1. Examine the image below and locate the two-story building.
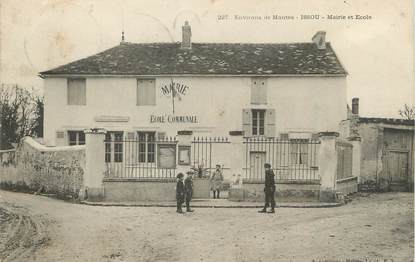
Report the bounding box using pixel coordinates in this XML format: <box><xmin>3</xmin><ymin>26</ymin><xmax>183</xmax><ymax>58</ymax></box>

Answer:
<box><xmin>39</xmin><ymin>22</ymin><xmax>347</xmax><ymax>184</ymax></box>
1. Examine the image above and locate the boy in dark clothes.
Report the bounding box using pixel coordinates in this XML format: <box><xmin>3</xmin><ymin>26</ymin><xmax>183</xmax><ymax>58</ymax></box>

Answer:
<box><xmin>258</xmin><ymin>163</ymin><xmax>276</xmax><ymax>213</ymax></box>
<box><xmin>184</xmin><ymin>171</ymin><xmax>194</xmax><ymax>212</ymax></box>
<box><xmin>176</xmin><ymin>173</ymin><xmax>185</xmax><ymax>213</ymax></box>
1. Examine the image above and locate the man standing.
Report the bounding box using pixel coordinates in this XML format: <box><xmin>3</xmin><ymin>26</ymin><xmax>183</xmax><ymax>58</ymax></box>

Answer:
<box><xmin>258</xmin><ymin>163</ymin><xmax>276</xmax><ymax>213</ymax></box>
<box><xmin>176</xmin><ymin>173</ymin><xmax>185</xmax><ymax>214</ymax></box>
<box><xmin>210</xmin><ymin>164</ymin><xmax>224</xmax><ymax>199</ymax></box>
<box><xmin>184</xmin><ymin>171</ymin><xmax>194</xmax><ymax>212</ymax></box>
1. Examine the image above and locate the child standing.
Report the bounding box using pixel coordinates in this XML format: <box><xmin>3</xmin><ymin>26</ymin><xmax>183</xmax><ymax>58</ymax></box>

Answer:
<box><xmin>176</xmin><ymin>173</ymin><xmax>185</xmax><ymax>213</ymax></box>
<box><xmin>184</xmin><ymin>171</ymin><xmax>194</xmax><ymax>212</ymax></box>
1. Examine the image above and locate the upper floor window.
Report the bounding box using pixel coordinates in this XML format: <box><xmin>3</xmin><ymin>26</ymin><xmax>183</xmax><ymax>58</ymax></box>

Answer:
<box><xmin>68</xmin><ymin>131</ymin><xmax>85</xmax><ymax>146</ymax></box>
<box><xmin>137</xmin><ymin>79</ymin><xmax>156</xmax><ymax>106</ymax></box>
<box><xmin>242</xmin><ymin>108</ymin><xmax>275</xmax><ymax>137</ymax></box>
<box><xmin>67</xmin><ymin>79</ymin><xmax>86</xmax><ymax>105</ymax></box>
<box><xmin>251</xmin><ymin>78</ymin><xmax>267</xmax><ymax>104</ymax></box>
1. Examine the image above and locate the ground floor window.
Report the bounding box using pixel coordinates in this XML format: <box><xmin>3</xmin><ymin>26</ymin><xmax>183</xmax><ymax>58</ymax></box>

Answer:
<box><xmin>137</xmin><ymin>132</ymin><xmax>156</xmax><ymax>163</ymax></box>
<box><xmin>290</xmin><ymin>139</ymin><xmax>309</xmax><ymax>165</ymax></box>
<box><xmin>68</xmin><ymin>131</ymin><xmax>85</xmax><ymax>146</ymax></box>
<box><xmin>105</xmin><ymin>132</ymin><xmax>123</xmax><ymax>163</ymax></box>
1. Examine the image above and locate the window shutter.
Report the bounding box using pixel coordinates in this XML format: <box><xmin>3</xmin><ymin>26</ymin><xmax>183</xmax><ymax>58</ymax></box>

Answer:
<box><xmin>242</xmin><ymin>109</ymin><xmax>252</xmax><ymax>137</ymax></box>
<box><xmin>251</xmin><ymin>79</ymin><xmax>260</xmax><ymax>104</ymax></box>
<box><xmin>251</xmin><ymin>78</ymin><xmax>267</xmax><ymax>104</ymax></box>
<box><xmin>137</xmin><ymin>79</ymin><xmax>156</xmax><ymax>106</ymax></box>
<box><xmin>67</xmin><ymin>79</ymin><xmax>86</xmax><ymax>105</ymax></box>
<box><xmin>265</xmin><ymin>109</ymin><xmax>275</xmax><ymax>137</ymax></box>
<box><xmin>259</xmin><ymin>79</ymin><xmax>267</xmax><ymax>104</ymax></box>
<box><xmin>146</xmin><ymin>80</ymin><xmax>156</xmax><ymax>105</ymax></box>
<box><xmin>56</xmin><ymin>130</ymin><xmax>66</xmax><ymax>146</ymax></box>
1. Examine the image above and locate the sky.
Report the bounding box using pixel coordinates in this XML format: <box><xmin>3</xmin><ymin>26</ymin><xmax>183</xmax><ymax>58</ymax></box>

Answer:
<box><xmin>0</xmin><ymin>0</ymin><xmax>414</xmax><ymax>118</ymax></box>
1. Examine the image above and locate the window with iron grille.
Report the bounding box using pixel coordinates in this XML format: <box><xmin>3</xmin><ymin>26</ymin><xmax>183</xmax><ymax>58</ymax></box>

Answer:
<box><xmin>252</xmin><ymin>109</ymin><xmax>265</xmax><ymax>136</ymax></box>
<box><xmin>137</xmin><ymin>132</ymin><xmax>156</xmax><ymax>163</ymax></box>
<box><xmin>68</xmin><ymin>131</ymin><xmax>85</xmax><ymax>146</ymax></box>
<box><xmin>105</xmin><ymin>132</ymin><xmax>124</xmax><ymax>163</ymax></box>
<box><xmin>290</xmin><ymin>139</ymin><xmax>309</xmax><ymax>165</ymax></box>
<box><xmin>67</xmin><ymin>79</ymin><xmax>86</xmax><ymax>105</ymax></box>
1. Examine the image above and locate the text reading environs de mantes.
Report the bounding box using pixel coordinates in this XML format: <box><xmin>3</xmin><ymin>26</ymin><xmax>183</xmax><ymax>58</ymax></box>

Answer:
<box><xmin>232</xmin><ymin>15</ymin><xmax>294</xmax><ymax>20</ymax></box>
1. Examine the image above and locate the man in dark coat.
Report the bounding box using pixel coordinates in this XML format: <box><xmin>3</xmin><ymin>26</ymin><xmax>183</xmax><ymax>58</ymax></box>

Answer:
<box><xmin>176</xmin><ymin>173</ymin><xmax>185</xmax><ymax>213</ymax></box>
<box><xmin>258</xmin><ymin>163</ymin><xmax>276</xmax><ymax>213</ymax></box>
<box><xmin>184</xmin><ymin>171</ymin><xmax>194</xmax><ymax>212</ymax></box>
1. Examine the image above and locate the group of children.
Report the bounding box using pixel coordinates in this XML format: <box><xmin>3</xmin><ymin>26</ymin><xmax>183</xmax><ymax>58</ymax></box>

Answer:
<box><xmin>176</xmin><ymin>171</ymin><xmax>194</xmax><ymax>213</ymax></box>
<box><xmin>176</xmin><ymin>163</ymin><xmax>276</xmax><ymax>214</ymax></box>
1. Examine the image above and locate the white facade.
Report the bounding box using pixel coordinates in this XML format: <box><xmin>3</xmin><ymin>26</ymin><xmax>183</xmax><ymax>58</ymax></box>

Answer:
<box><xmin>44</xmin><ymin>75</ymin><xmax>347</xmax><ymax>146</ymax></box>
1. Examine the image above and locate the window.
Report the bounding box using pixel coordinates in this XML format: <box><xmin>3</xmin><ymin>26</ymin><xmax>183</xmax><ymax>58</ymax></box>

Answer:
<box><xmin>251</xmin><ymin>78</ymin><xmax>267</xmax><ymax>104</ymax></box>
<box><xmin>252</xmin><ymin>109</ymin><xmax>265</xmax><ymax>136</ymax></box>
<box><xmin>137</xmin><ymin>79</ymin><xmax>156</xmax><ymax>106</ymax></box>
<box><xmin>290</xmin><ymin>139</ymin><xmax>309</xmax><ymax>165</ymax></box>
<box><xmin>67</xmin><ymin>79</ymin><xmax>86</xmax><ymax>105</ymax></box>
<box><xmin>68</xmin><ymin>131</ymin><xmax>85</xmax><ymax>146</ymax></box>
<box><xmin>137</xmin><ymin>132</ymin><xmax>156</xmax><ymax>163</ymax></box>
<box><xmin>105</xmin><ymin>132</ymin><xmax>124</xmax><ymax>163</ymax></box>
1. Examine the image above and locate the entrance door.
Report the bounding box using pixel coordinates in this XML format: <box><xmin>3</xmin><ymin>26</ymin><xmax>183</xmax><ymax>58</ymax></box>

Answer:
<box><xmin>249</xmin><ymin>152</ymin><xmax>266</xmax><ymax>180</ymax></box>
<box><xmin>386</xmin><ymin>151</ymin><xmax>409</xmax><ymax>187</ymax></box>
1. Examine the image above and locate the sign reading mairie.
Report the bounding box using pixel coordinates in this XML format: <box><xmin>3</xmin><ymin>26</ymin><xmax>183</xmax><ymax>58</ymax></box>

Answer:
<box><xmin>161</xmin><ymin>80</ymin><xmax>190</xmax><ymax>114</ymax></box>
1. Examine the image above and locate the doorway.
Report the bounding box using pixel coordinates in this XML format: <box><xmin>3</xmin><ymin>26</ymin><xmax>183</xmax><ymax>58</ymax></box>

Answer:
<box><xmin>386</xmin><ymin>150</ymin><xmax>409</xmax><ymax>190</ymax></box>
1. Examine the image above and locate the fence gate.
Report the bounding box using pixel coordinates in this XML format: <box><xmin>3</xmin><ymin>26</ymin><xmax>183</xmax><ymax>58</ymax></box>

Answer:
<box><xmin>191</xmin><ymin>137</ymin><xmax>229</xmax><ymax>177</ymax></box>
<box><xmin>244</xmin><ymin>137</ymin><xmax>320</xmax><ymax>181</ymax></box>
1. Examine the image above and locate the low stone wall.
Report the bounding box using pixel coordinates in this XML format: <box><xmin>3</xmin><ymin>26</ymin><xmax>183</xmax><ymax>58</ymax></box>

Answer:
<box><xmin>103</xmin><ymin>178</ymin><xmax>211</xmax><ymax>202</ymax></box>
<box><xmin>0</xmin><ymin>137</ymin><xmax>85</xmax><ymax>199</ymax></box>
<box><xmin>229</xmin><ymin>180</ymin><xmax>321</xmax><ymax>202</ymax></box>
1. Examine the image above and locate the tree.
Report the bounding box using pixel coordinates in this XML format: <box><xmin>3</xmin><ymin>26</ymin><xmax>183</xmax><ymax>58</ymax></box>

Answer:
<box><xmin>0</xmin><ymin>84</ymin><xmax>44</xmax><ymax>149</ymax></box>
<box><xmin>399</xmin><ymin>104</ymin><xmax>415</xmax><ymax>120</ymax></box>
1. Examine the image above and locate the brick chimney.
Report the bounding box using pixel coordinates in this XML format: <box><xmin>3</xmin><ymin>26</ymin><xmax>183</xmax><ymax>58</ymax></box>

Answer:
<box><xmin>312</xmin><ymin>31</ymin><xmax>326</xmax><ymax>50</ymax></box>
<box><xmin>352</xmin><ymin>97</ymin><xmax>359</xmax><ymax>115</ymax></box>
<box><xmin>181</xmin><ymin>21</ymin><xmax>192</xmax><ymax>49</ymax></box>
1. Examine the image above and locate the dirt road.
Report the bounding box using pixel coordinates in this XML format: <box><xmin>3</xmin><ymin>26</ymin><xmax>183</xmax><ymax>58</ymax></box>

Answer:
<box><xmin>0</xmin><ymin>190</ymin><xmax>413</xmax><ymax>262</ymax></box>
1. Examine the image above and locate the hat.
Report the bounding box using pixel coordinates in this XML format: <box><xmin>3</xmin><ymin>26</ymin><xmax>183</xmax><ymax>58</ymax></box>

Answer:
<box><xmin>216</xmin><ymin>164</ymin><xmax>221</xmax><ymax>167</ymax></box>
<box><xmin>177</xmin><ymin>173</ymin><xmax>184</xmax><ymax>178</ymax></box>
<box><xmin>264</xmin><ymin>163</ymin><xmax>271</xmax><ymax>168</ymax></box>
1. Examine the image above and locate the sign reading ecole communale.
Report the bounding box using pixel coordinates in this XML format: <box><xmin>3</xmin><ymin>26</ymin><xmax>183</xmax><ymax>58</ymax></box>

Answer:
<box><xmin>150</xmin><ymin>80</ymin><xmax>198</xmax><ymax>124</ymax></box>
<box><xmin>150</xmin><ymin>114</ymin><xmax>198</xmax><ymax>123</ymax></box>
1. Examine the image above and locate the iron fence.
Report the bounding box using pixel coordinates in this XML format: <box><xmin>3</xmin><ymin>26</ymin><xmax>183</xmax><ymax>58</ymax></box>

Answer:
<box><xmin>104</xmin><ymin>136</ymin><xmax>178</xmax><ymax>179</ymax></box>
<box><xmin>243</xmin><ymin>137</ymin><xmax>320</xmax><ymax>181</ymax></box>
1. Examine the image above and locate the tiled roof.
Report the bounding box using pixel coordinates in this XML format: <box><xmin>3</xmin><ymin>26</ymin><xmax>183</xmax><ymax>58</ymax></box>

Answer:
<box><xmin>39</xmin><ymin>42</ymin><xmax>347</xmax><ymax>76</ymax></box>
<box><xmin>359</xmin><ymin>117</ymin><xmax>415</xmax><ymax>126</ymax></box>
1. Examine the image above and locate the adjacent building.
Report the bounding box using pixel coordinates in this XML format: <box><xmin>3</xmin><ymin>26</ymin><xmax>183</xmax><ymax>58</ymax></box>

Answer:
<box><xmin>340</xmin><ymin>99</ymin><xmax>414</xmax><ymax>191</ymax></box>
